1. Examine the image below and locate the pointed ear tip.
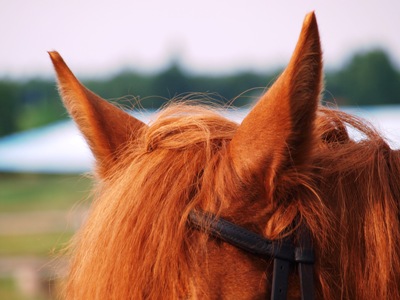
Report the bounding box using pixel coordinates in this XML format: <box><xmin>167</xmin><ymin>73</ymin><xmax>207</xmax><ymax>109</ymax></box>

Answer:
<box><xmin>48</xmin><ymin>51</ymin><xmax>58</xmax><ymax>59</ymax></box>
<box><xmin>48</xmin><ymin>51</ymin><xmax>75</xmax><ymax>83</ymax></box>
<box><xmin>304</xmin><ymin>11</ymin><xmax>318</xmax><ymax>28</ymax></box>
<box><xmin>48</xmin><ymin>51</ymin><xmax>63</xmax><ymax>64</ymax></box>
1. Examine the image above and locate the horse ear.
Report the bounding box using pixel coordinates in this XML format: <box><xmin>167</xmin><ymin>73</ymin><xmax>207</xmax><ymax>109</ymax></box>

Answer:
<box><xmin>49</xmin><ymin>51</ymin><xmax>146</xmax><ymax>177</ymax></box>
<box><xmin>229</xmin><ymin>12</ymin><xmax>322</xmax><ymax>190</ymax></box>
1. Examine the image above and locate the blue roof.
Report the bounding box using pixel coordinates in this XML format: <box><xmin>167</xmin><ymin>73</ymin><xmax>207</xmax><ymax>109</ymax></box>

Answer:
<box><xmin>0</xmin><ymin>111</ymin><xmax>154</xmax><ymax>173</ymax></box>
<box><xmin>0</xmin><ymin>120</ymin><xmax>93</xmax><ymax>173</ymax></box>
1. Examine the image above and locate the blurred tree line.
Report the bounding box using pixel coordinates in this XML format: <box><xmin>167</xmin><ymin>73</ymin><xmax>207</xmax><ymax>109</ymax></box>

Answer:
<box><xmin>0</xmin><ymin>49</ymin><xmax>399</xmax><ymax>137</ymax></box>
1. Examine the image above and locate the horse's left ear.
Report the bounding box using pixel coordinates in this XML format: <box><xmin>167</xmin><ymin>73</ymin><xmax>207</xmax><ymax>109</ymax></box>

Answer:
<box><xmin>229</xmin><ymin>12</ymin><xmax>322</xmax><ymax>190</ymax></box>
<box><xmin>49</xmin><ymin>52</ymin><xmax>146</xmax><ymax>177</ymax></box>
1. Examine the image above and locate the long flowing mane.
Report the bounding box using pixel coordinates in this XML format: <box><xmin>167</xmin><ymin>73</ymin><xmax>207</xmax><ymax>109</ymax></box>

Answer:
<box><xmin>314</xmin><ymin>107</ymin><xmax>400</xmax><ymax>299</ymax></box>
<box><xmin>65</xmin><ymin>104</ymin><xmax>239</xmax><ymax>298</ymax></box>
<box><xmin>50</xmin><ymin>12</ymin><xmax>400</xmax><ymax>300</ymax></box>
<box><xmin>61</xmin><ymin>104</ymin><xmax>400</xmax><ymax>299</ymax></box>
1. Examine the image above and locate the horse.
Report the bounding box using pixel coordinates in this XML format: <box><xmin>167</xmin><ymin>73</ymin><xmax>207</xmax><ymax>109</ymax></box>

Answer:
<box><xmin>49</xmin><ymin>12</ymin><xmax>400</xmax><ymax>299</ymax></box>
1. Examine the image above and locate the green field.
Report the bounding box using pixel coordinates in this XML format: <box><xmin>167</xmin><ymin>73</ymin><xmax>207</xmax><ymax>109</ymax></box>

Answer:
<box><xmin>0</xmin><ymin>277</ymin><xmax>45</xmax><ymax>300</ymax></box>
<box><xmin>0</xmin><ymin>173</ymin><xmax>92</xmax><ymax>299</ymax></box>
<box><xmin>0</xmin><ymin>173</ymin><xmax>92</xmax><ymax>212</ymax></box>
<box><xmin>0</xmin><ymin>232</ymin><xmax>74</xmax><ymax>256</ymax></box>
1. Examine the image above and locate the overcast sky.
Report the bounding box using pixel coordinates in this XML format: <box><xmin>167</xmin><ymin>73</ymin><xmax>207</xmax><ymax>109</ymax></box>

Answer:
<box><xmin>1</xmin><ymin>0</ymin><xmax>400</xmax><ymax>78</ymax></box>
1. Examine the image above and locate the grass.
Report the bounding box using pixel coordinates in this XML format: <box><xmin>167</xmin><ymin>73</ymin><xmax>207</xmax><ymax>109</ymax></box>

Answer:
<box><xmin>0</xmin><ymin>277</ymin><xmax>49</xmax><ymax>300</ymax></box>
<box><xmin>0</xmin><ymin>173</ymin><xmax>92</xmax><ymax>212</ymax></box>
<box><xmin>0</xmin><ymin>174</ymin><xmax>87</xmax><ymax>299</ymax></box>
<box><xmin>0</xmin><ymin>232</ymin><xmax>74</xmax><ymax>256</ymax></box>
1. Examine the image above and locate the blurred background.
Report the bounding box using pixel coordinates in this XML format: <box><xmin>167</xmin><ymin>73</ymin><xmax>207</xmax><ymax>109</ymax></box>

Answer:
<box><xmin>1</xmin><ymin>0</ymin><xmax>400</xmax><ymax>299</ymax></box>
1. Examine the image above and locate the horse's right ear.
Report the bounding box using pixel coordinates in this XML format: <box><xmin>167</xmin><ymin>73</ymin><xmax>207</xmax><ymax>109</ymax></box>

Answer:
<box><xmin>49</xmin><ymin>51</ymin><xmax>146</xmax><ymax>177</ymax></box>
<box><xmin>229</xmin><ymin>12</ymin><xmax>322</xmax><ymax>193</ymax></box>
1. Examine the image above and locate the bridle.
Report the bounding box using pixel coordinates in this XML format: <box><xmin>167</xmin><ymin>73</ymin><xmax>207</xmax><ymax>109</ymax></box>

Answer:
<box><xmin>188</xmin><ymin>211</ymin><xmax>315</xmax><ymax>300</ymax></box>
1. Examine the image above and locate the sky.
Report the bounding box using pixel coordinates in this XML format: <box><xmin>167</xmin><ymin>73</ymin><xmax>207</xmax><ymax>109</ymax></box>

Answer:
<box><xmin>1</xmin><ymin>0</ymin><xmax>400</xmax><ymax>78</ymax></box>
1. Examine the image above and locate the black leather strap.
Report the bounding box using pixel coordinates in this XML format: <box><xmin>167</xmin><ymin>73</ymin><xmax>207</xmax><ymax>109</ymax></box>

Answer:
<box><xmin>188</xmin><ymin>210</ymin><xmax>315</xmax><ymax>300</ymax></box>
<box><xmin>297</xmin><ymin>224</ymin><xmax>315</xmax><ymax>300</ymax></box>
<box><xmin>188</xmin><ymin>211</ymin><xmax>314</xmax><ymax>264</ymax></box>
<box><xmin>299</xmin><ymin>262</ymin><xmax>314</xmax><ymax>300</ymax></box>
<box><xmin>271</xmin><ymin>258</ymin><xmax>290</xmax><ymax>300</ymax></box>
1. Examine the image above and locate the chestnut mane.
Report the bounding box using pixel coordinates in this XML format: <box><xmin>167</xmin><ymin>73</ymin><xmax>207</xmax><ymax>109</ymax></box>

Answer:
<box><xmin>50</xmin><ymin>12</ymin><xmax>400</xmax><ymax>300</ymax></box>
<box><xmin>313</xmin><ymin>108</ymin><xmax>400</xmax><ymax>299</ymax></box>
<box><xmin>66</xmin><ymin>104</ymin><xmax>239</xmax><ymax>298</ymax></box>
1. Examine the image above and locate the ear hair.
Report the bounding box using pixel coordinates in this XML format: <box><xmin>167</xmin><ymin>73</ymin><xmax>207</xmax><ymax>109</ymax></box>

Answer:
<box><xmin>49</xmin><ymin>51</ymin><xmax>147</xmax><ymax>177</ymax></box>
<box><xmin>228</xmin><ymin>12</ymin><xmax>322</xmax><ymax>191</ymax></box>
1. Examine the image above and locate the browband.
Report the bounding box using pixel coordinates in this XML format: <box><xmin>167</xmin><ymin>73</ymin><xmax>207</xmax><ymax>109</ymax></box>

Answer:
<box><xmin>188</xmin><ymin>210</ymin><xmax>315</xmax><ymax>300</ymax></box>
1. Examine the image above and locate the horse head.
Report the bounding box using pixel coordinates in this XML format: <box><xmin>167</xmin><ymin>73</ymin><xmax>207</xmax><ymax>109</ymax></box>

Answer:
<box><xmin>50</xmin><ymin>12</ymin><xmax>400</xmax><ymax>299</ymax></box>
